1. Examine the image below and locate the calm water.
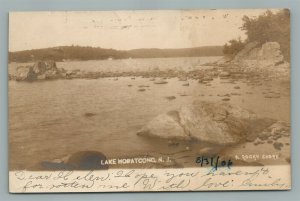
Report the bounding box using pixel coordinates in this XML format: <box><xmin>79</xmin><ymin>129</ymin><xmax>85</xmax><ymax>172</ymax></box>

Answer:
<box><xmin>9</xmin><ymin>57</ymin><xmax>290</xmax><ymax>170</ymax></box>
<box><xmin>9</xmin><ymin>56</ymin><xmax>222</xmax><ymax>74</ymax></box>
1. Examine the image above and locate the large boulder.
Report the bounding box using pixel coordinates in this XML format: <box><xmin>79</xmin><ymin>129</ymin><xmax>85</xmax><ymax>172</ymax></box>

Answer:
<box><xmin>34</xmin><ymin>61</ymin><xmax>59</xmax><ymax>79</ymax></box>
<box><xmin>232</xmin><ymin>41</ymin><xmax>290</xmax><ymax>79</ymax></box>
<box><xmin>15</xmin><ymin>61</ymin><xmax>61</xmax><ymax>81</ymax></box>
<box><xmin>66</xmin><ymin>151</ymin><xmax>108</xmax><ymax>170</ymax></box>
<box><xmin>15</xmin><ymin>66</ymin><xmax>37</xmax><ymax>81</ymax></box>
<box><xmin>40</xmin><ymin>151</ymin><xmax>109</xmax><ymax>170</ymax></box>
<box><xmin>259</xmin><ymin>42</ymin><xmax>284</xmax><ymax>63</ymax></box>
<box><xmin>137</xmin><ymin>111</ymin><xmax>189</xmax><ymax>140</ymax></box>
<box><xmin>137</xmin><ymin>101</ymin><xmax>267</xmax><ymax>146</ymax></box>
<box><xmin>32</xmin><ymin>61</ymin><xmax>47</xmax><ymax>74</ymax></box>
<box><xmin>236</xmin><ymin>42</ymin><xmax>285</xmax><ymax>68</ymax></box>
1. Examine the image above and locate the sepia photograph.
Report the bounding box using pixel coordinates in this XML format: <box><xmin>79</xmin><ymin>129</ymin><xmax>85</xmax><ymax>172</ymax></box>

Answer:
<box><xmin>8</xmin><ymin>9</ymin><xmax>291</xmax><ymax>192</ymax></box>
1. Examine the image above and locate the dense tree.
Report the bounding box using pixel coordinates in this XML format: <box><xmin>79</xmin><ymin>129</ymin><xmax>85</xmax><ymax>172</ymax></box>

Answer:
<box><xmin>224</xmin><ymin>9</ymin><xmax>290</xmax><ymax>61</ymax></box>
<box><xmin>223</xmin><ymin>38</ymin><xmax>245</xmax><ymax>56</ymax></box>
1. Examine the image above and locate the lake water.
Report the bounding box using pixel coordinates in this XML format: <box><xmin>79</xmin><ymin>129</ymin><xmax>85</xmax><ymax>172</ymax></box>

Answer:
<box><xmin>8</xmin><ymin>57</ymin><xmax>290</xmax><ymax>170</ymax></box>
<box><xmin>9</xmin><ymin>56</ymin><xmax>222</xmax><ymax>75</ymax></box>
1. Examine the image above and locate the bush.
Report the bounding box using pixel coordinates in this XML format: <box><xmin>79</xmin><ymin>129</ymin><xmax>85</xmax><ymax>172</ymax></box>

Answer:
<box><xmin>223</xmin><ymin>38</ymin><xmax>245</xmax><ymax>56</ymax></box>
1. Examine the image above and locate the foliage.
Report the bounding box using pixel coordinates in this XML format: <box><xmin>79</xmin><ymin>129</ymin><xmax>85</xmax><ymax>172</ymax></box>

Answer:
<box><xmin>224</xmin><ymin>9</ymin><xmax>290</xmax><ymax>61</ymax></box>
<box><xmin>241</xmin><ymin>9</ymin><xmax>290</xmax><ymax>60</ymax></box>
<box><xmin>223</xmin><ymin>38</ymin><xmax>245</xmax><ymax>56</ymax></box>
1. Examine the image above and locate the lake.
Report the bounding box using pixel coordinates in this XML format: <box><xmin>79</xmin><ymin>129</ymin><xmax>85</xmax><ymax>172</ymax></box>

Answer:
<box><xmin>8</xmin><ymin>56</ymin><xmax>290</xmax><ymax>170</ymax></box>
<box><xmin>9</xmin><ymin>56</ymin><xmax>222</xmax><ymax>75</ymax></box>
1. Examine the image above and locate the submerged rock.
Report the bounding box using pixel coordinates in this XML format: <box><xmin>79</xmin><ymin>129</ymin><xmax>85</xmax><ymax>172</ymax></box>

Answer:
<box><xmin>178</xmin><ymin>77</ymin><xmax>187</xmax><ymax>81</ymax></box>
<box><xmin>137</xmin><ymin>101</ymin><xmax>265</xmax><ymax>146</ymax></box>
<box><xmin>154</xmin><ymin>79</ymin><xmax>168</xmax><ymax>84</ymax></box>
<box><xmin>273</xmin><ymin>142</ymin><xmax>284</xmax><ymax>151</ymax></box>
<box><xmin>138</xmin><ymin>85</ymin><xmax>150</xmax><ymax>88</ymax></box>
<box><xmin>222</xmin><ymin>98</ymin><xmax>230</xmax><ymax>101</ymax></box>
<box><xmin>231</xmin><ymin>92</ymin><xmax>241</xmax><ymax>96</ymax></box>
<box><xmin>264</xmin><ymin>92</ymin><xmax>281</xmax><ymax>99</ymax></box>
<box><xmin>219</xmin><ymin>71</ymin><xmax>230</xmax><ymax>78</ymax></box>
<box><xmin>84</xmin><ymin>112</ymin><xmax>97</xmax><ymax>117</ymax></box>
<box><xmin>165</xmin><ymin>96</ymin><xmax>176</xmax><ymax>100</ymax></box>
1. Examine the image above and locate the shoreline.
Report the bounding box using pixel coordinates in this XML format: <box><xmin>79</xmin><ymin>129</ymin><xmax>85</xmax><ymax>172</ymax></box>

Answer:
<box><xmin>8</xmin><ymin>55</ymin><xmax>291</xmax><ymax>170</ymax></box>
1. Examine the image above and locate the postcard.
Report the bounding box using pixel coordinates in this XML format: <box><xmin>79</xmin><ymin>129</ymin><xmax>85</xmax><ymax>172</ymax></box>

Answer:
<box><xmin>8</xmin><ymin>9</ymin><xmax>291</xmax><ymax>192</ymax></box>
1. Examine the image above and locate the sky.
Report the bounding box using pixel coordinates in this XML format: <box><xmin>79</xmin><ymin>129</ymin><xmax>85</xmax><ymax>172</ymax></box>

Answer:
<box><xmin>9</xmin><ymin>9</ymin><xmax>280</xmax><ymax>52</ymax></box>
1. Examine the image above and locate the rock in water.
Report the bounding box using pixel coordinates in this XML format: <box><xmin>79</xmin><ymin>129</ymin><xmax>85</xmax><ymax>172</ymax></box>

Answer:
<box><xmin>178</xmin><ymin>101</ymin><xmax>257</xmax><ymax>145</ymax></box>
<box><xmin>273</xmin><ymin>142</ymin><xmax>284</xmax><ymax>151</ymax></box>
<box><xmin>219</xmin><ymin>71</ymin><xmax>230</xmax><ymax>78</ymax></box>
<box><xmin>137</xmin><ymin>111</ymin><xmax>189</xmax><ymax>140</ymax></box>
<box><xmin>154</xmin><ymin>79</ymin><xmax>168</xmax><ymax>84</ymax></box>
<box><xmin>222</xmin><ymin>98</ymin><xmax>230</xmax><ymax>101</ymax></box>
<box><xmin>33</xmin><ymin>61</ymin><xmax>47</xmax><ymax>74</ymax></box>
<box><xmin>40</xmin><ymin>151</ymin><xmax>108</xmax><ymax>170</ymax></box>
<box><xmin>178</xmin><ymin>77</ymin><xmax>187</xmax><ymax>81</ymax></box>
<box><xmin>137</xmin><ymin>101</ymin><xmax>260</xmax><ymax>146</ymax></box>
<box><xmin>165</xmin><ymin>96</ymin><xmax>176</xmax><ymax>101</ymax></box>
<box><xmin>84</xmin><ymin>112</ymin><xmax>97</xmax><ymax>117</ymax></box>
<box><xmin>67</xmin><ymin>151</ymin><xmax>108</xmax><ymax>170</ymax></box>
<box><xmin>15</xmin><ymin>66</ymin><xmax>37</xmax><ymax>81</ymax></box>
<box><xmin>15</xmin><ymin>61</ymin><xmax>60</xmax><ymax>81</ymax></box>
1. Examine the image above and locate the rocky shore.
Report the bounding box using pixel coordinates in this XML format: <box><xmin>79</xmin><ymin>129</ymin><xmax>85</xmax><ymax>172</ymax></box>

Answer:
<box><xmin>10</xmin><ymin>60</ymin><xmax>221</xmax><ymax>82</ymax></box>
<box><xmin>9</xmin><ymin>42</ymin><xmax>290</xmax><ymax>90</ymax></box>
<box><xmin>132</xmin><ymin>41</ymin><xmax>290</xmax><ymax>167</ymax></box>
<box><xmin>10</xmin><ymin>41</ymin><xmax>291</xmax><ymax>170</ymax></box>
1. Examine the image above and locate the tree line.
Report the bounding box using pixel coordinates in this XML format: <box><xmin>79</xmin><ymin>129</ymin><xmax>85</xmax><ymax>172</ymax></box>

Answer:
<box><xmin>9</xmin><ymin>46</ymin><xmax>224</xmax><ymax>63</ymax></box>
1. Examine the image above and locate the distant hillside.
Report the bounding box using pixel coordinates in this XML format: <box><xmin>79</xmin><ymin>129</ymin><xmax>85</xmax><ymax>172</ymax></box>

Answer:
<box><xmin>9</xmin><ymin>46</ymin><xmax>224</xmax><ymax>63</ymax></box>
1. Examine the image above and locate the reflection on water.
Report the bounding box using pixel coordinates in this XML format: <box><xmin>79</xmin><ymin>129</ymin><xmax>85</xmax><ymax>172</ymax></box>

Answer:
<box><xmin>9</xmin><ymin>57</ymin><xmax>290</xmax><ymax>170</ymax></box>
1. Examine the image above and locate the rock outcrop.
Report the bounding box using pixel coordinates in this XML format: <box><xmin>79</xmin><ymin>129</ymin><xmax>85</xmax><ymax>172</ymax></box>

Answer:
<box><xmin>232</xmin><ymin>41</ymin><xmax>290</xmax><ymax>79</ymax></box>
<box><xmin>15</xmin><ymin>61</ymin><xmax>65</xmax><ymax>81</ymax></box>
<box><xmin>137</xmin><ymin>101</ymin><xmax>265</xmax><ymax>146</ymax></box>
<box><xmin>15</xmin><ymin>65</ymin><xmax>37</xmax><ymax>81</ymax></box>
<box><xmin>11</xmin><ymin>61</ymin><xmax>217</xmax><ymax>82</ymax></box>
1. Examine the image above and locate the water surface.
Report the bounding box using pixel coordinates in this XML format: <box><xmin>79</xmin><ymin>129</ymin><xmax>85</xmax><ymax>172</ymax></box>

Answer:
<box><xmin>9</xmin><ymin>57</ymin><xmax>290</xmax><ymax>169</ymax></box>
